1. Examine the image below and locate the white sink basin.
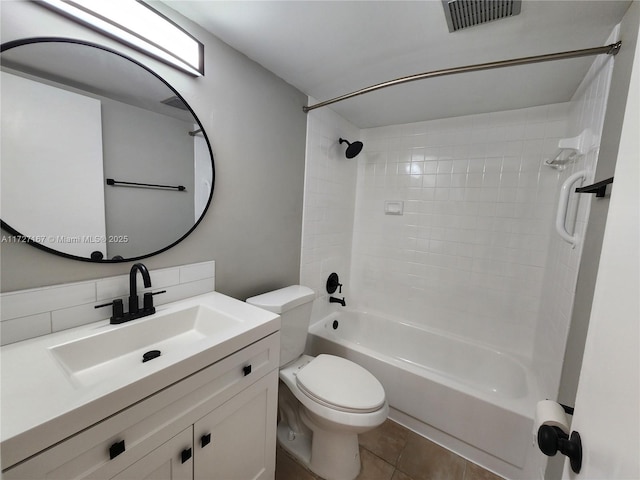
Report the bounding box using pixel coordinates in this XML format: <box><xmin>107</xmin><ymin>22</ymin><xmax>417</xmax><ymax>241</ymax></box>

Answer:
<box><xmin>1</xmin><ymin>291</ymin><xmax>280</xmax><ymax>470</ymax></box>
<box><xmin>50</xmin><ymin>304</ymin><xmax>242</xmax><ymax>387</ymax></box>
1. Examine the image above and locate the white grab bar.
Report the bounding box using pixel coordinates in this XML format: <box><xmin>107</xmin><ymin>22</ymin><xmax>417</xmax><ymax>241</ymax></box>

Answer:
<box><xmin>556</xmin><ymin>170</ymin><xmax>588</xmax><ymax>247</ymax></box>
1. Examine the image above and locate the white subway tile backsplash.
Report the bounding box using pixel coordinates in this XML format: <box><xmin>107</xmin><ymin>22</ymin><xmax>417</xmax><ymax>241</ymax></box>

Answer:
<box><xmin>148</xmin><ymin>267</ymin><xmax>183</xmax><ymax>289</ymax></box>
<box><xmin>1</xmin><ymin>283</ymin><xmax>96</xmax><ymax>321</ymax></box>
<box><xmin>1</xmin><ymin>313</ymin><xmax>51</xmax><ymax>345</ymax></box>
<box><xmin>158</xmin><ymin>278</ymin><xmax>215</xmax><ymax>305</ymax></box>
<box><xmin>95</xmin><ymin>276</ymin><xmax>131</xmax><ymax>301</ymax></box>
<box><xmin>95</xmin><ymin>266</ymin><xmax>181</xmax><ymax>301</ymax></box>
<box><xmin>179</xmin><ymin>261</ymin><xmax>216</xmax><ymax>284</ymax></box>
<box><xmin>52</xmin><ymin>301</ymin><xmax>113</xmax><ymax>333</ymax></box>
<box><xmin>0</xmin><ymin>260</ymin><xmax>216</xmax><ymax>345</ymax></box>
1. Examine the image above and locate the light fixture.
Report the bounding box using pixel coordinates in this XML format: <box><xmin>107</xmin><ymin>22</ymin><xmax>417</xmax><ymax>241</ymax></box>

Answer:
<box><xmin>39</xmin><ymin>0</ymin><xmax>204</xmax><ymax>76</ymax></box>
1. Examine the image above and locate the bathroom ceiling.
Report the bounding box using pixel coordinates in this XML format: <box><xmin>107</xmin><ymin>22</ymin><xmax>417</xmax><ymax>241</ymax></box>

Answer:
<box><xmin>161</xmin><ymin>1</ymin><xmax>631</xmax><ymax>128</ymax></box>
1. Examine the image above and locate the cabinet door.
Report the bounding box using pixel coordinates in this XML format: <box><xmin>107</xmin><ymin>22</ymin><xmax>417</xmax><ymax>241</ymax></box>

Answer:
<box><xmin>110</xmin><ymin>427</ymin><xmax>193</xmax><ymax>480</ymax></box>
<box><xmin>194</xmin><ymin>370</ymin><xmax>277</xmax><ymax>480</ymax></box>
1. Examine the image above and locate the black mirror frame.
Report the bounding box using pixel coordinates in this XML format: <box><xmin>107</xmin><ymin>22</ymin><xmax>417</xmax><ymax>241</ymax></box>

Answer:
<box><xmin>0</xmin><ymin>37</ymin><xmax>215</xmax><ymax>263</ymax></box>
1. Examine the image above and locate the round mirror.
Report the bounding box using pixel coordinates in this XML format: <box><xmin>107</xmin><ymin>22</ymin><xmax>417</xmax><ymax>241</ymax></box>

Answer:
<box><xmin>1</xmin><ymin>38</ymin><xmax>215</xmax><ymax>262</ymax></box>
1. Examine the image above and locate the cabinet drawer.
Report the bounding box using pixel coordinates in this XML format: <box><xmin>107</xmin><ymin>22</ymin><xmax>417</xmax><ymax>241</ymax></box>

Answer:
<box><xmin>3</xmin><ymin>333</ymin><xmax>280</xmax><ymax>480</ymax></box>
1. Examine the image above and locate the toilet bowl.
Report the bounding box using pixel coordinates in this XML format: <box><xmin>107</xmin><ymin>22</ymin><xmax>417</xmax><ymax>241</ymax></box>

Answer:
<box><xmin>246</xmin><ymin>286</ymin><xmax>388</xmax><ymax>480</ymax></box>
<box><xmin>279</xmin><ymin>354</ymin><xmax>388</xmax><ymax>480</ymax></box>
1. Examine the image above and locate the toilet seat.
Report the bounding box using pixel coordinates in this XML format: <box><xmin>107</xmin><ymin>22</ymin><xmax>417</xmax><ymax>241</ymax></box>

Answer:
<box><xmin>296</xmin><ymin>354</ymin><xmax>385</xmax><ymax>413</ymax></box>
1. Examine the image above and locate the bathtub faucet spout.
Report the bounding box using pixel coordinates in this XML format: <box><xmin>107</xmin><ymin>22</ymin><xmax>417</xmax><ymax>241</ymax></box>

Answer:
<box><xmin>330</xmin><ymin>296</ymin><xmax>346</xmax><ymax>307</ymax></box>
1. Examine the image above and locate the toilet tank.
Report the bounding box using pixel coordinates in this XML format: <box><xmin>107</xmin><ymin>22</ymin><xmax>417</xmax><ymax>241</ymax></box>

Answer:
<box><xmin>246</xmin><ymin>285</ymin><xmax>315</xmax><ymax>367</ymax></box>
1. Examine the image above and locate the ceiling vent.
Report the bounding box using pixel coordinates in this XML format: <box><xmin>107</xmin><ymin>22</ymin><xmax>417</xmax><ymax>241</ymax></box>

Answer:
<box><xmin>161</xmin><ymin>96</ymin><xmax>189</xmax><ymax>111</ymax></box>
<box><xmin>442</xmin><ymin>0</ymin><xmax>522</xmax><ymax>32</ymax></box>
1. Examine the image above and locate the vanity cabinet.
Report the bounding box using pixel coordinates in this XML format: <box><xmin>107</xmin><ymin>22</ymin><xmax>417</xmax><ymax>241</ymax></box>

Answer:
<box><xmin>193</xmin><ymin>374</ymin><xmax>274</xmax><ymax>480</ymax></box>
<box><xmin>110</xmin><ymin>427</ymin><xmax>193</xmax><ymax>480</ymax></box>
<box><xmin>3</xmin><ymin>333</ymin><xmax>279</xmax><ymax>480</ymax></box>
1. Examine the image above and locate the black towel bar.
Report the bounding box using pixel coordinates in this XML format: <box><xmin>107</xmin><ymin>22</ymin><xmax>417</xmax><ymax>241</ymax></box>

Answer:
<box><xmin>106</xmin><ymin>178</ymin><xmax>186</xmax><ymax>191</ymax></box>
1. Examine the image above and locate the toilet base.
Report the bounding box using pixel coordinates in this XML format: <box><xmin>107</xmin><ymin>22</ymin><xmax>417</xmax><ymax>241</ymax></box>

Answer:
<box><xmin>277</xmin><ymin>421</ymin><xmax>312</xmax><ymax>465</ymax></box>
<box><xmin>277</xmin><ymin>417</ymin><xmax>361</xmax><ymax>480</ymax></box>
<box><xmin>277</xmin><ymin>355</ymin><xmax>387</xmax><ymax>480</ymax></box>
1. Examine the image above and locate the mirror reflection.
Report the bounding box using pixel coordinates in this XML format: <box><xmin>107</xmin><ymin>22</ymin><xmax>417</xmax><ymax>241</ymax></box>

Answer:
<box><xmin>1</xmin><ymin>38</ymin><xmax>214</xmax><ymax>262</ymax></box>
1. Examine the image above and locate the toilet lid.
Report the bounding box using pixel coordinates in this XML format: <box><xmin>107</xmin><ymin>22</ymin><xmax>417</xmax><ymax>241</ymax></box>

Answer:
<box><xmin>296</xmin><ymin>354</ymin><xmax>385</xmax><ymax>413</ymax></box>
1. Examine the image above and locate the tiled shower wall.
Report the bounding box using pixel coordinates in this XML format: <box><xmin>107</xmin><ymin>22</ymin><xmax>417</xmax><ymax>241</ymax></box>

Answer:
<box><xmin>301</xmin><ymin>30</ymin><xmax>616</xmax><ymax>367</ymax></box>
<box><xmin>300</xmin><ymin>99</ymin><xmax>359</xmax><ymax>321</ymax></box>
<box><xmin>533</xmin><ymin>26</ymin><xmax>618</xmax><ymax>399</ymax></box>
<box><xmin>349</xmin><ymin>106</ymin><xmax>569</xmax><ymax>359</ymax></box>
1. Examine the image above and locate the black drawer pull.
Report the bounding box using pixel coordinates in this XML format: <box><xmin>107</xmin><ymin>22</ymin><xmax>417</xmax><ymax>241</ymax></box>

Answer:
<box><xmin>109</xmin><ymin>440</ymin><xmax>125</xmax><ymax>459</ymax></box>
<box><xmin>201</xmin><ymin>433</ymin><xmax>211</xmax><ymax>448</ymax></box>
<box><xmin>243</xmin><ymin>364</ymin><xmax>252</xmax><ymax>376</ymax></box>
<box><xmin>181</xmin><ymin>447</ymin><xmax>192</xmax><ymax>464</ymax></box>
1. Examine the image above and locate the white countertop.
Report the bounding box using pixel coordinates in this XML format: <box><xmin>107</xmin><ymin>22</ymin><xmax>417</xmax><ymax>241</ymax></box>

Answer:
<box><xmin>0</xmin><ymin>291</ymin><xmax>280</xmax><ymax>468</ymax></box>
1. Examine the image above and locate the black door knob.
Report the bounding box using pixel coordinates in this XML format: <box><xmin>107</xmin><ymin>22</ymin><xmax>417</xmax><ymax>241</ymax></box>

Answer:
<box><xmin>537</xmin><ymin>426</ymin><xmax>582</xmax><ymax>473</ymax></box>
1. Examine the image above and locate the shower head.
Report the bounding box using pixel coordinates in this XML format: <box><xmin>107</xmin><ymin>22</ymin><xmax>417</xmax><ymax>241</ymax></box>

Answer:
<box><xmin>339</xmin><ymin>138</ymin><xmax>363</xmax><ymax>159</ymax></box>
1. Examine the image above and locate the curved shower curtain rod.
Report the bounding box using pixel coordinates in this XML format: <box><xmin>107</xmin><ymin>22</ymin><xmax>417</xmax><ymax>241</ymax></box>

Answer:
<box><xmin>302</xmin><ymin>42</ymin><xmax>621</xmax><ymax>113</ymax></box>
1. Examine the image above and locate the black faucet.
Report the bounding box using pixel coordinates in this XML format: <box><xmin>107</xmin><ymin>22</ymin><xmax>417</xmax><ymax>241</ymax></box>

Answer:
<box><xmin>95</xmin><ymin>263</ymin><xmax>165</xmax><ymax>324</ymax></box>
<box><xmin>329</xmin><ymin>296</ymin><xmax>346</xmax><ymax>307</ymax></box>
<box><xmin>129</xmin><ymin>263</ymin><xmax>152</xmax><ymax>315</ymax></box>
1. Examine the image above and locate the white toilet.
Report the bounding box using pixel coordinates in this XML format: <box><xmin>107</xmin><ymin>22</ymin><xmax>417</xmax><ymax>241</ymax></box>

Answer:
<box><xmin>246</xmin><ymin>285</ymin><xmax>388</xmax><ymax>480</ymax></box>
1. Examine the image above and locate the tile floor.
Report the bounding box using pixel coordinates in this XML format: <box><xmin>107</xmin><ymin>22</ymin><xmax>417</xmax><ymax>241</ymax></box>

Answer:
<box><xmin>275</xmin><ymin>419</ymin><xmax>505</xmax><ymax>480</ymax></box>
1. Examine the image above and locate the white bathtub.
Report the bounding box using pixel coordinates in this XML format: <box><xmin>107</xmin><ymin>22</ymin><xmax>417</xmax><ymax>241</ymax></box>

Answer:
<box><xmin>306</xmin><ymin>309</ymin><xmax>539</xmax><ymax>474</ymax></box>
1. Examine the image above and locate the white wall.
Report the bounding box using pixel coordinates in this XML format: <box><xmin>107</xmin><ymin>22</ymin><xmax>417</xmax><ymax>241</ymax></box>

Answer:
<box><xmin>551</xmin><ymin>6</ymin><xmax>640</xmax><ymax>437</ymax></box>
<box><xmin>0</xmin><ymin>0</ymin><xmax>307</xmax><ymax>300</ymax></box>
<box><xmin>302</xmin><ymin>35</ymin><xmax>616</xmax><ymax>376</ymax></box>
<box><xmin>350</xmin><ymin>105</ymin><xmax>568</xmax><ymax>359</ymax></box>
<box><xmin>300</xmin><ymin>99</ymin><xmax>359</xmax><ymax>321</ymax></box>
<box><xmin>100</xmin><ymin>98</ymin><xmax>195</xmax><ymax>259</ymax></box>
<box><xmin>300</xmin><ymin>37</ymin><xmax>622</xmax><ymax>480</ymax></box>
<box><xmin>1</xmin><ymin>71</ymin><xmax>107</xmax><ymax>258</ymax></box>
<box><xmin>566</xmin><ymin>15</ymin><xmax>639</xmax><ymax>476</ymax></box>
<box><xmin>533</xmin><ymin>26</ymin><xmax>618</xmax><ymax>400</ymax></box>
<box><xmin>194</xmin><ymin>131</ymin><xmax>212</xmax><ymax>222</ymax></box>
